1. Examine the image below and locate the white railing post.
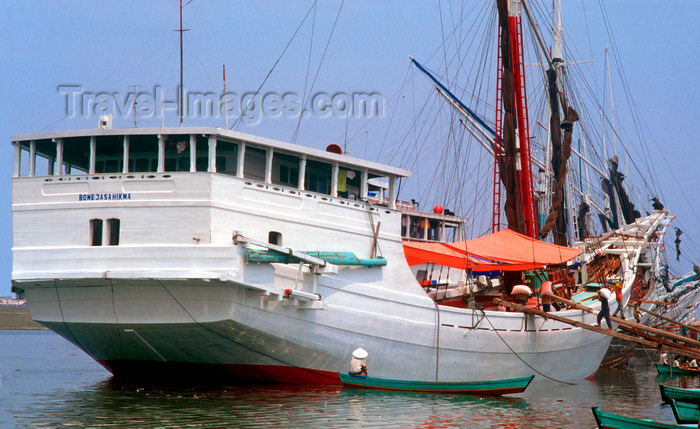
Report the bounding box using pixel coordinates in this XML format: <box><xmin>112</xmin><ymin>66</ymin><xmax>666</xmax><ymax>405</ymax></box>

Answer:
<box><xmin>28</xmin><ymin>141</ymin><xmax>36</xmax><ymax>177</ymax></box>
<box><xmin>208</xmin><ymin>137</ymin><xmax>217</xmax><ymax>172</ymax></box>
<box><xmin>157</xmin><ymin>135</ymin><xmax>165</xmax><ymax>172</ymax></box>
<box><xmin>122</xmin><ymin>135</ymin><xmax>130</xmax><ymax>173</ymax></box>
<box><xmin>298</xmin><ymin>155</ymin><xmax>307</xmax><ymax>191</ymax></box>
<box><xmin>389</xmin><ymin>175</ymin><xmax>397</xmax><ymax>210</ymax></box>
<box><xmin>89</xmin><ymin>136</ymin><xmax>97</xmax><ymax>174</ymax></box>
<box><xmin>236</xmin><ymin>143</ymin><xmax>245</xmax><ymax>178</ymax></box>
<box><xmin>265</xmin><ymin>148</ymin><xmax>273</xmax><ymax>184</ymax></box>
<box><xmin>189</xmin><ymin>135</ymin><xmax>196</xmax><ymax>172</ymax></box>
<box><xmin>55</xmin><ymin>139</ymin><xmax>63</xmax><ymax>175</ymax></box>
<box><xmin>13</xmin><ymin>142</ymin><xmax>21</xmax><ymax>178</ymax></box>
<box><xmin>331</xmin><ymin>162</ymin><xmax>339</xmax><ymax>197</ymax></box>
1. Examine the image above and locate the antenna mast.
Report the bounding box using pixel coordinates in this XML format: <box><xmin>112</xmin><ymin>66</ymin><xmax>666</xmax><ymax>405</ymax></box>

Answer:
<box><xmin>223</xmin><ymin>64</ymin><xmax>228</xmax><ymax>130</ymax></box>
<box><xmin>176</xmin><ymin>0</ymin><xmax>190</xmax><ymax>127</ymax></box>
<box><xmin>129</xmin><ymin>84</ymin><xmax>141</xmax><ymax>128</ymax></box>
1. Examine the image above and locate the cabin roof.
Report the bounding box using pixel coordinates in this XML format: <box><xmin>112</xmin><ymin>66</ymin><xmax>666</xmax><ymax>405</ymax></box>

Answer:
<box><xmin>11</xmin><ymin>127</ymin><xmax>411</xmax><ymax>178</ymax></box>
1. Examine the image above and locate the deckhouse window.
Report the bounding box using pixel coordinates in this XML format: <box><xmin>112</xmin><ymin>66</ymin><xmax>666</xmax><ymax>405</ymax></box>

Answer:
<box><xmin>216</xmin><ymin>141</ymin><xmax>238</xmax><ymax>175</ymax></box>
<box><xmin>129</xmin><ymin>135</ymin><xmax>159</xmax><ymax>172</ymax></box>
<box><xmin>195</xmin><ymin>136</ymin><xmax>209</xmax><ymax>171</ymax></box>
<box><xmin>338</xmin><ymin>167</ymin><xmax>361</xmax><ymax>200</ymax></box>
<box><xmin>243</xmin><ymin>146</ymin><xmax>266</xmax><ymax>181</ymax></box>
<box><xmin>107</xmin><ymin>218</ymin><xmax>120</xmax><ymax>245</ymax></box>
<box><xmin>61</xmin><ymin>137</ymin><xmax>90</xmax><ymax>174</ymax></box>
<box><xmin>90</xmin><ymin>219</ymin><xmax>103</xmax><ymax>246</ymax></box>
<box><xmin>305</xmin><ymin>160</ymin><xmax>331</xmax><ymax>195</ymax></box>
<box><xmin>272</xmin><ymin>152</ymin><xmax>300</xmax><ymax>187</ymax></box>
<box><xmin>164</xmin><ymin>137</ymin><xmax>190</xmax><ymax>172</ymax></box>
<box><xmin>34</xmin><ymin>140</ymin><xmax>58</xmax><ymax>175</ymax></box>
<box><xmin>95</xmin><ymin>135</ymin><xmax>124</xmax><ymax>173</ymax></box>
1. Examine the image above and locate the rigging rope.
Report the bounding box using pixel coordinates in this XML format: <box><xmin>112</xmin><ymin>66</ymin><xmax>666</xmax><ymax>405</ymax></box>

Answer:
<box><xmin>291</xmin><ymin>0</ymin><xmax>345</xmax><ymax>143</ymax></box>
<box><xmin>231</xmin><ymin>1</ymin><xmax>318</xmax><ymax>130</ymax></box>
<box><xmin>481</xmin><ymin>309</ymin><xmax>576</xmax><ymax>385</ymax></box>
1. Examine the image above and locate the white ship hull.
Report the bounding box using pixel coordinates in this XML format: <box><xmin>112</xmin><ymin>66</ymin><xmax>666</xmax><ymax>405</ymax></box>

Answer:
<box><xmin>24</xmin><ymin>278</ymin><xmax>612</xmax><ymax>383</ymax></box>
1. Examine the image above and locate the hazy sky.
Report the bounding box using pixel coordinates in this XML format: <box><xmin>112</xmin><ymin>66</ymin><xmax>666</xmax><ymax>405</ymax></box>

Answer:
<box><xmin>1</xmin><ymin>1</ymin><xmax>699</xmax><ymax>296</ymax></box>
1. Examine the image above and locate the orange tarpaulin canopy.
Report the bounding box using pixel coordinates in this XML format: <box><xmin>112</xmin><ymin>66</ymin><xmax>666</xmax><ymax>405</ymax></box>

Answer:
<box><xmin>403</xmin><ymin>228</ymin><xmax>583</xmax><ymax>271</ymax></box>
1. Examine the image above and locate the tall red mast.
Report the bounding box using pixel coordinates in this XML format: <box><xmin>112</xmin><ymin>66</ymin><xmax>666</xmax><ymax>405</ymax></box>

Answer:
<box><xmin>494</xmin><ymin>0</ymin><xmax>537</xmax><ymax>238</ymax></box>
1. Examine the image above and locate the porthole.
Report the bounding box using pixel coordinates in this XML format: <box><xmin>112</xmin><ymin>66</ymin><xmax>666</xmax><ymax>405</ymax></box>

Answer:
<box><xmin>268</xmin><ymin>231</ymin><xmax>282</xmax><ymax>246</ymax></box>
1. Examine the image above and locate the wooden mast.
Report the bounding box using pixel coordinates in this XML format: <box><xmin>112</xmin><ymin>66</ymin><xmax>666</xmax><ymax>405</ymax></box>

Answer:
<box><xmin>495</xmin><ymin>0</ymin><xmax>537</xmax><ymax>238</ymax></box>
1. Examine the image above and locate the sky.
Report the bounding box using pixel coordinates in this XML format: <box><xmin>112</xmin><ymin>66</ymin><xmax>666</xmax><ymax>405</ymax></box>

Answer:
<box><xmin>1</xmin><ymin>1</ymin><xmax>699</xmax><ymax>296</ymax></box>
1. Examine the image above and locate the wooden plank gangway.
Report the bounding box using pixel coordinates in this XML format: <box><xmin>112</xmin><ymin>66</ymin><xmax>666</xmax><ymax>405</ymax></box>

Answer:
<box><xmin>546</xmin><ymin>294</ymin><xmax>700</xmax><ymax>349</ymax></box>
<box><xmin>632</xmin><ymin>304</ymin><xmax>700</xmax><ymax>336</ymax></box>
<box><xmin>493</xmin><ymin>297</ymin><xmax>700</xmax><ymax>361</ymax></box>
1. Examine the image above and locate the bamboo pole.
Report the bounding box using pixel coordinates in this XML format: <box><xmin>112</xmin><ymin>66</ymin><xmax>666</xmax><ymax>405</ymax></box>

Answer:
<box><xmin>493</xmin><ymin>298</ymin><xmax>700</xmax><ymax>360</ymax></box>
<box><xmin>498</xmin><ymin>298</ymin><xmax>700</xmax><ymax>360</ymax></box>
<box><xmin>639</xmin><ymin>300</ymin><xmax>673</xmax><ymax>306</ymax></box>
<box><xmin>653</xmin><ymin>324</ymin><xmax>700</xmax><ymax>331</ymax></box>
<box><xmin>544</xmin><ymin>293</ymin><xmax>700</xmax><ymax>349</ymax></box>
<box><xmin>632</xmin><ymin>305</ymin><xmax>700</xmax><ymax>335</ymax></box>
<box><xmin>619</xmin><ymin>325</ymin><xmax>700</xmax><ymax>355</ymax></box>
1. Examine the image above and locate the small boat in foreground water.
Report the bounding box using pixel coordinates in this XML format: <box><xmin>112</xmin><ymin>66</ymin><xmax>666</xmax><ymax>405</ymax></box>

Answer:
<box><xmin>656</xmin><ymin>364</ymin><xmax>700</xmax><ymax>376</ymax></box>
<box><xmin>591</xmin><ymin>406</ymin><xmax>691</xmax><ymax>429</ymax></box>
<box><xmin>337</xmin><ymin>372</ymin><xmax>534</xmax><ymax>395</ymax></box>
<box><xmin>660</xmin><ymin>384</ymin><xmax>700</xmax><ymax>404</ymax></box>
<box><xmin>670</xmin><ymin>400</ymin><xmax>700</xmax><ymax>425</ymax></box>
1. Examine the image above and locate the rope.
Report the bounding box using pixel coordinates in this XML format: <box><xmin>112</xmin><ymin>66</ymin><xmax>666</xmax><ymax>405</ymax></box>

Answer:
<box><xmin>52</xmin><ymin>279</ymin><xmax>96</xmax><ymax>361</ymax></box>
<box><xmin>481</xmin><ymin>310</ymin><xmax>576</xmax><ymax>385</ymax></box>
<box><xmin>291</xmin><ymin>0</ymin><xmax>345</xmax><ymax>143</ymax></box>
<box><xmin>231</xmin><ymin>1</ymin><xmax>318</xmax><ymax>130</ymax></box>
<box><xmin>156</xmin><ymin>280</ymin><xmax>329</xmax><ymax>379</ymax></box>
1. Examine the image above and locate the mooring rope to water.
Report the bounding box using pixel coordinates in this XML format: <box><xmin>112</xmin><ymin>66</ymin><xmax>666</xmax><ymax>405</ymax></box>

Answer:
<box><xmin>480</xmin><ymin>310</ymin><xmax>576</xmax><ymax>385</ymax></box>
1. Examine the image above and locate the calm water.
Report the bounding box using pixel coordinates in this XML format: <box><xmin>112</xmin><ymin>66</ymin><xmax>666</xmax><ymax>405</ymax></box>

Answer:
<box><xmin>1</xmin><ymin>331</ymin><xmax>699</xmax><ymax>428</ymax></box>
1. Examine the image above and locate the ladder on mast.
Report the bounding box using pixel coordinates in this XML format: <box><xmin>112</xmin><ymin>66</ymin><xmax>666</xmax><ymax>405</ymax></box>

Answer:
<box><xmin>511</xmin><ymin>12</ymin><xmax>537</xmax><ymax>238</ymax></box>
<box><xmin>492</xmin><ymin>26</ymin><xmax>504</xmax><ymax>234</ymax></box>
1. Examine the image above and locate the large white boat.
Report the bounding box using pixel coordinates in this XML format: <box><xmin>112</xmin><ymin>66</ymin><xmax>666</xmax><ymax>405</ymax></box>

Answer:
<box><xmin>10</xmin><ymin>0</ymin><xmax>678</xmax><ymax>384</ymax></box>
<box><xmin>10</xmin><ymin>123</ymin><xmax>671</xmax><ymax>384</ymax></box>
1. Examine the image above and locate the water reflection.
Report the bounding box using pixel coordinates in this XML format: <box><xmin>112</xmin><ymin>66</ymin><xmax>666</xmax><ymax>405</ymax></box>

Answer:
<box><xmin>3</xmin><ymin>331</ymin><xmax>691</xmax><ymax>428</ymax></box>
<box><xmin>17</xmin><ymin>378</ymin><xmax>534</xmax><ymax>428</ymax></box>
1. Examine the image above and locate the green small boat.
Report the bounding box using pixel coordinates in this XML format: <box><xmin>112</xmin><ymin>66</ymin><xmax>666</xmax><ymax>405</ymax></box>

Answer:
<box><xmin>591</xmin><ymin>406</ymin><xmax>693</xmax><ymax>428</ymax></box>
<box><xmin>670</xmin><ymin>400</ymin><xmax>700</xmax><ymax>424</ymax></box>
<box><xmin>660</xmin><ymin>384</ymin><xmax>700</xmax><ymax>404</ymax></box>
<box><xmin>656</xmin><ymin>364</ymin><xmax>700</xmax><ymax>376</ymax></box>
<box><xmin>337</xmin><ymin>372</ymin><xmax>534</xmax><ymax>395</ymax></box>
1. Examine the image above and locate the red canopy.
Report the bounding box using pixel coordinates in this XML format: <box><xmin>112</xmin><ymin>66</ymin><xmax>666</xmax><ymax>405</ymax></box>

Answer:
<box><xmin>403</xmin><ymin>228</ymin><xmax>582</xmax><ymax>271</ymax></box>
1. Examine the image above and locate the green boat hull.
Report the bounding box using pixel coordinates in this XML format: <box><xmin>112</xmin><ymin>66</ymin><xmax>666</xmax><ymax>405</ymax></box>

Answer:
<box><xmin>670</xmin><ymin>400</ymin><xmax>700</xmax><ymax>424</ymax></box>
<box><xmin>660</xmin><ymin>384</ymin><xmax>700</xmax><ymax>404</ymax></box>
<box><xmin>591</xmin><ymin>406</ymin><xmax>693</xmax><ymax>428</ymax></box>
<box><xmin>337</xmin><ymin>372</ymin><xmax>534</xmax><ymax>395</ymax></box>
<box><xmin>656</xmin><ymin>364</ymin><xmax>700</xmax><ymax>376</ymax></box>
